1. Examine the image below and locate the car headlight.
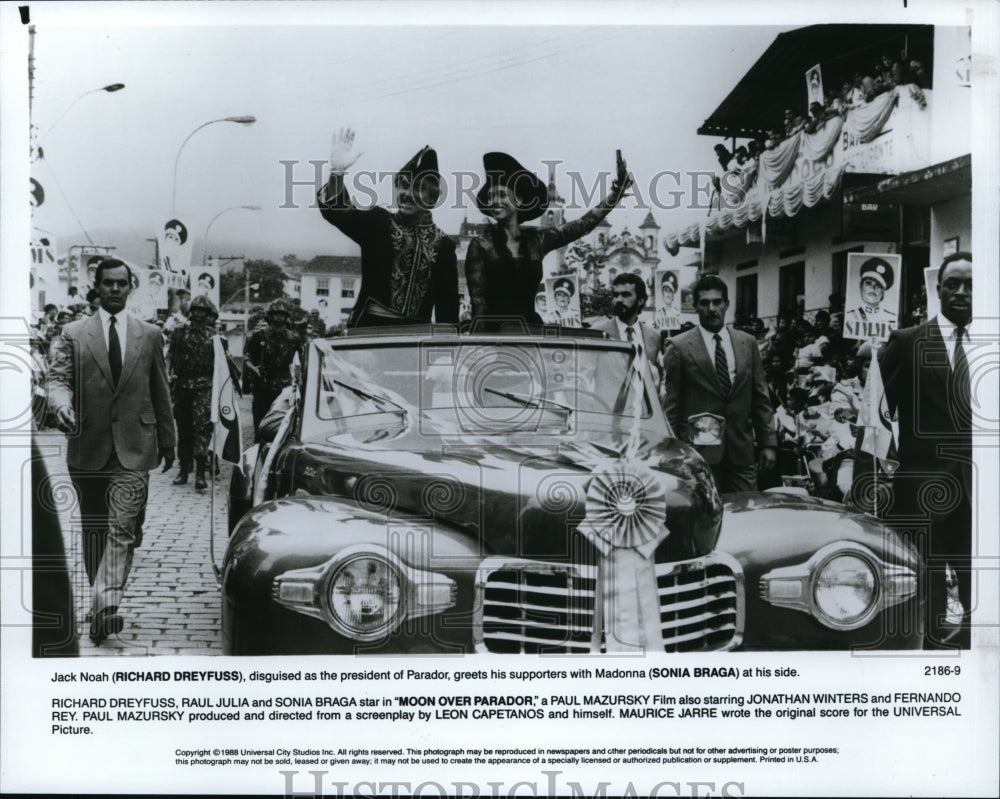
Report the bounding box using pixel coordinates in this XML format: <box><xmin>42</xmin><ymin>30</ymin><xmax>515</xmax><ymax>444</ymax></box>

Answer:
<box><xmin>760</xmin><ymin>542</ymin><xmax>916</xmax><ymax>631</ymax></box>
<box><xmin>328</xmin><ymin>554</ymin><xmax>403</xmax><ymax>638</ymax></box>
<box><xmin>813</xmin><ymin>554</ymin><xmax>877</xmax><ymax>627</ymax></box>
<box><xmin>273</xmin><ymin>544</ymin><xmax>456</xmax><ymax>641</ymax></box>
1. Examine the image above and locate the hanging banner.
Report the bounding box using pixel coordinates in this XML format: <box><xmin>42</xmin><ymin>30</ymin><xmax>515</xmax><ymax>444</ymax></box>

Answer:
<box><xmin>30</xmin><ymin>237</ymin><xmax>56</xmax><ymax>268</ymax></box>
<box><xmin>843</xmin><ymin>252</ymin><xmax>901</xmax><ymax>342</ymax></box>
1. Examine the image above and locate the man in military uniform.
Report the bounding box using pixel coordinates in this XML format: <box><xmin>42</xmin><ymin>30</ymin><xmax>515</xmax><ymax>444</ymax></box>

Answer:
<box><xmin>168</xmin><ymin>295</ymin><xmax>218</xmax><ymax>490</ymax></box>
<box><xmin>844</xmin><ymin>256</ymin><xmax>897</xmax><ymax>339</ymax></box>
<box><xmin>655</xmin><ymin>270</ymin><xmax>680</xmax><ymax>331</ymax></box>
<box><xmin>244</xmin><ymin>298</ymin><xmax>301</xmax><ymax>437</ymax></box>
<box><xmin>549</xmin><ymin>277</ymin><xmax>580</xmax><ymax>326</ymax></box>
<box><xmin>163</xmin><ymin>287</ymin><xmax>192</xmax><ymax>336</ymax></box>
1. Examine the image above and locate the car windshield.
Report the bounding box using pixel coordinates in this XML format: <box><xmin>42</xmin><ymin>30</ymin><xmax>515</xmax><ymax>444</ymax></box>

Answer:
<box><xmin>310</xmin><ymin>338</ymin><xmax>660</xmax><ymax>439</ymax></box>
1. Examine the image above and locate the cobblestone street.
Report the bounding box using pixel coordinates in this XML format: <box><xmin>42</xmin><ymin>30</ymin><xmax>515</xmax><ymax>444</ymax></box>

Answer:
<box><xmin>38</xmin><ymin>430</ymin><xmax>234</xmax><ymax>657</ymax></box>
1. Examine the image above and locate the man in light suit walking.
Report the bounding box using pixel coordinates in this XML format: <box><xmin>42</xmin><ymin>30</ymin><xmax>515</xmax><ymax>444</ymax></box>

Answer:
<box><xmin>662</xmin><ymin>274</ymin><xmax>776</xmax><ymax>492</ymax></box>
<box><xmin>48</xmin><ymin>259</ymin><xmax>176</xmax><ymax>643</ymax></box>
<box><xmin>590</xmin><ymin>273</ymin><xmax>663</xmax><ymax>392</ymax></box>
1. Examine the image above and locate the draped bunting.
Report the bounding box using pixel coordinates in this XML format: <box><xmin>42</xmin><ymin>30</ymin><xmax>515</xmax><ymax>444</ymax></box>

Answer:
<box><xmin>663</xmin><ymin>85</ymin><xmax>928</xmax><ymax>250</ymax></box>
<box><xmin>843</xmin><ymin>89</ymin><xmax>899</xmax><ymax>143</ymax></box>
<box><xmin>663</xmin><ymin>164</ymin><xmax>845</xmax><ymax>249</ymax></box>
<box><xmin>800</xmin><ymin>114</ymin><xmax>844</xmax><ymax>162</ymax></box>
<box><xmin>760</xmin><ymin>133</ymin><xmax>802</xmax><ymax>189</ymax></box>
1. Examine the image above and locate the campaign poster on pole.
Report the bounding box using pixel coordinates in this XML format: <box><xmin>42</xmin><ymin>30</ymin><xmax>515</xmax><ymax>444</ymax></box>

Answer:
<box><xmin>158</xmin><ymin>217</ymin><xmax>193</xmax><ymax>277</ymax></box>
<box><xmin>191</xmin><ymin>264</ymin><xmax>220</xmax><ymax>310</ymax></box>
<box><xmin>127</xmin><ymin>266</ymin><xmax>168</xmax><ymax>320</ymax></box>
<box><xmin>805</xmin><ymin>63</ymin><xmax>823</xmax><ymax>106</ymax></box>
<box><xmin>653</xmin><ymin>268</ymin><xmax>681</xmax><ymax>331</ymax></box>
<box><xmin>843</xmin><ymin>252</ymin><xmax>901</xmax><ymax>342</ymax></box>
<box><xmin>544</xmin><ymin>274</ymin><xmax>581</xmax><ymax>327</ymax></box>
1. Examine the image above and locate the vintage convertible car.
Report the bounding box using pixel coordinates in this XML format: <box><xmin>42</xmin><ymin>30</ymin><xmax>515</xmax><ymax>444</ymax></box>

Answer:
<box><xmin>223</xmin><ymin>326</ymin><xmax>922</xmax><ymax>654</ymax></box>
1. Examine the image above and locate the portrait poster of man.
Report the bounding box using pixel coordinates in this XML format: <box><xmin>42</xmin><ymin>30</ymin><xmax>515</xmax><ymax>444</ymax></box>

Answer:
<box><xmin>192</xmin><ymin>264</ymin><xmax>220</xmax><ymax>309</ymax></box>
<box><xmin>126</xmin><ymin>267</ymin><xmax>168</xmax><ymax>320</ymax></box>
<box><xmin>78</xmin><ymin>254</ymin><xmax>105</xmax><ymax>290</ymax></box>
<box><xmin>843</xmin><ymin>251</ymin><xmax>901</xmax><ymax>342</ymax></box>
<box><xmin>653</xmin><ymin>268</ymin><xmax>681</xmax><ymax>331</ymax></box>
<box><xmin>158</xmin><ymin>217</ymin><xmax>192</xmax><ymax>276</ymax></box>
<box><xmin>543</xmin><ymin>275</ymin><xmax>581</xmax><ymax>327</ymax></box>
<box><xmin>805</xmin><ymin>63</ymin><xmax>823</xmax><ymax>105</ymax></box>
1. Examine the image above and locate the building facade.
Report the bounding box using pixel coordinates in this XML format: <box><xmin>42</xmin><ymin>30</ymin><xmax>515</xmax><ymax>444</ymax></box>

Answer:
<box><xmin>662</xmin><ymin>24</ymin><xmax>970</xmax><ymax>329</ymax></box>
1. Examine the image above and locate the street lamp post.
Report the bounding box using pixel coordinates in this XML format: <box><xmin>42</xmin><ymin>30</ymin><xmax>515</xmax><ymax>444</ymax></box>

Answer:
<box><xmin>203</xmin><ymin>205</ymin><xmax>262</xmax><ymax>246</ymax></box>
<box><xmin>42</xmin><ymin>83</ymin><xmax>126</xmax><ymax>138</ymax></box>
<box><xmin>172</xmin><ymin>115</ymin><xmax>256</xmax><ymax>212</ymax></box>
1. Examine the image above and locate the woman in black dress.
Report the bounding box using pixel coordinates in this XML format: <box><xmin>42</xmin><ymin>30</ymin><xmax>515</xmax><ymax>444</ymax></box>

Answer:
<box><xmin>465</xmin><ymin>150</ymin><xmax>631</xmax><ymax>324</ymax></box>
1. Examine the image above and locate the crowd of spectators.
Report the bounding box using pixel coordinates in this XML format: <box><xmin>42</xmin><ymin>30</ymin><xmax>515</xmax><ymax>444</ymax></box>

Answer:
<box><xmin>720</xmin><ymin>291</ymin><xmax>925</xmax><ymax>503</ymax></box>
<box><xmin>709</xmin><ymin>50</ymin><xmax>930</xmax><ymax>207</ymax></box>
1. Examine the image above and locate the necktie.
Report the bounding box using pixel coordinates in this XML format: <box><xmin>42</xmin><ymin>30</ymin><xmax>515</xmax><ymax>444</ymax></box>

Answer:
<box><xmin>953</xmin><ymin>326</ymin><xmax>970</xmax><ymax>425</ymax></box>
<box><xmin>626</xmin><ymin>326</ymin><xmax>643</xmax><ymax>359</ymax></box>
<box><xmin>714</xmin><ymin>333</ymin><xmax>731</xmax><ymax>395</ymax></box>
<box><xmin>108</xmin><ymin>315</ymin><xmax>122</xmax><ymax>386</ymax></box>
<box><xmin>624</xmin><ymin>326</ymin><xmax>644</xmax><ymax>453</ymax></box>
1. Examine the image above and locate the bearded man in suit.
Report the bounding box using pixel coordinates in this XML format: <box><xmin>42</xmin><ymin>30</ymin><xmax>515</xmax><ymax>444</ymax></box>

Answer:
<box><xmin>662</xmin><ymin>273</ymin><xmax>776</xmax><ymax>492</ymax></box>
<box><xmin>591</xmin><ymin>272</ymin><xmax>662</xmax><ymax>381</ymax></box>
<box><xmin>880</xmin><ymin>251</ymin><xmax>973</xmax><ymax>649</ymax></box>
<box><xmin>48</xmin><ymin>259</ymin><xmax>176</xmax><ymax>643</ymax></box>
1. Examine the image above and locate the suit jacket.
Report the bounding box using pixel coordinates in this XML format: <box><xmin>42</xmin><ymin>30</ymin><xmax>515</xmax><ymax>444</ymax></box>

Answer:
<box><xmin>48</xmin><ymin>313</ymin><xmax>176</xmax><ymax>471</ymax></box>
<box><xmin>879</xmin><ymin>317</ymin><xmax>971</xmax><ymax>529</ymax></box>
<box><xmin>662</xmin><ymin>325</ymin><xmax>775</xmax><ymax>466</ymax></box>
<box><xmin>318</xmin><ymin>178</ymin><xmax>459</xmax><ymax>325</ymax></box>
<box><xmin>591</xmin><ymin>317</ymin><xmax>663</xmax><ymax>387</ymax></box>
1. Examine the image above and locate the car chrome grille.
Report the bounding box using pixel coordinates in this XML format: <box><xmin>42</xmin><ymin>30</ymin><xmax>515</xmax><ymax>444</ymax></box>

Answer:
<box><xmin>475</xmin><ymin>554</ymin><xmax>743</xmax><ymax>653</ymax></box>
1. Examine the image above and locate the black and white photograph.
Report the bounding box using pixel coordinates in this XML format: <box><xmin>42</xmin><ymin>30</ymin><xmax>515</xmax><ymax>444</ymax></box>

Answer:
<box><xmin>843</xmin><ymin>251</ymin><xmax>902</xmax><ymax>342</ymax></box>
<box><xmin>2</xmin><ymin>2</ymin><xmax>998</xmax><ymax>797</ymax></box>
<box><xmin>654</xmin><ymin>268</ymin><xmax>682</xmax><ymax>331</ymax></box>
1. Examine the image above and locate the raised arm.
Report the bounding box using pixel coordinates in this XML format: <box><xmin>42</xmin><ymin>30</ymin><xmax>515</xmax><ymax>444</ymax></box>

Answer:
<box><xmin>540</xmin><ymin>150</ymin><xmax>633</xmax><ymax>253</ymax></box>
<box><xmin>317</xmin><ymin>127</ymin><xmax>371</xmax><ymax>244</ymax></box>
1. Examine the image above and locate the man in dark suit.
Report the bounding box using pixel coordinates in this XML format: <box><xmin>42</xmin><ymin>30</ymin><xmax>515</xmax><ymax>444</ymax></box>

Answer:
<box><xmin>662</xmin><ymin>274</ymin><xmax>776</xmax><ymax>492</ymax></box>
<box><xmin>880</xmin><ymin>251</ymin><xmax>973</xmax><ymax>649</ymax></box>
<box><xmin>48</xmin><ymin>259</ymin><xmax>176</xmax><ymax>643</ymax></box>
<box><xmin>591</xmin><ymin>273</ymin><xmax>663</xmax><ymax>389</ymax></box>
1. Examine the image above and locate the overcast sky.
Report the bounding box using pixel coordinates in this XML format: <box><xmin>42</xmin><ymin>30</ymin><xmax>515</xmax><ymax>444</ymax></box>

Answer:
<box><xmin>15</xmin><ymin>1</ymin><xmax>980</xmax><ymax>268</ymax></box>
<box><xmin>25</xmin><ymin>6</ymin><xmax>794</xmax><ymax>263</ymax></box>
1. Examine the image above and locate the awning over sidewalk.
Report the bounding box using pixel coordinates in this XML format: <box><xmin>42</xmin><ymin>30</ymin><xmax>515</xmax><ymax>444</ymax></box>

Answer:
<box><xmin>842</xmin><ymin>154</ymin><xmax>971</xmax><ymax>205</ymax></box>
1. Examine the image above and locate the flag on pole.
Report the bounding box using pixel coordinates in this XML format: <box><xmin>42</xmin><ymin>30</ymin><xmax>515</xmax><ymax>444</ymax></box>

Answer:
<box><xmin>211</xmin><ymin>335</ymin><xmax>244</xmax><ymax>463</ymax></box>
<box><xmin>859</xmin><ymin>345</ymin><xmax>898</xmax><ymax>468</ymax></box>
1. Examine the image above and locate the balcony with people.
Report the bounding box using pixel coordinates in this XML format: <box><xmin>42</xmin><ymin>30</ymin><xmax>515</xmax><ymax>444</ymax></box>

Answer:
<box><xmin>666</xmin><ymin>24</ymin><xmax>937</xmax><ymax>253</ymax></box>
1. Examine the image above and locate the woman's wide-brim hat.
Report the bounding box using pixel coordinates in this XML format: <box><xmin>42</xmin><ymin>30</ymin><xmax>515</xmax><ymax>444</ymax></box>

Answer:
<box><xmin>476</xmin><ymin>152</ymin><xmax>549</xmax><ymax>223</ymax></box>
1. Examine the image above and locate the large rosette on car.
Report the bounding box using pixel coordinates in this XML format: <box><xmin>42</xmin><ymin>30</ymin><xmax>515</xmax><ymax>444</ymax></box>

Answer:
<box><xmin>577</xmin><ymin>459</ymin><xmax>670</xmax><ymax>652</ymax></box>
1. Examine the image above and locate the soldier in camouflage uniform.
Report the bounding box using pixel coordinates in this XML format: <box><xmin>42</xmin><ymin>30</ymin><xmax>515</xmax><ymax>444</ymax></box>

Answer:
<box><xmin>244</xmin><ymin>298</ymin><xmax>301</xmax><ymax>438</ymax></box>
<box><xmin>168</xmin><ymin>295</ymin><xmax>218</xmax><ymax>490</ymax></box>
